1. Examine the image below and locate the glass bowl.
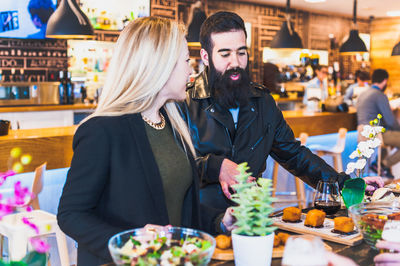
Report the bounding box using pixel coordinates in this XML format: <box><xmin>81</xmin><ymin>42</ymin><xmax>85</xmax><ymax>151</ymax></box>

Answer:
<box><xmin>108</xmin><ymin>226</ymin><xmax>216</xmax><ymax>265</ymax></box>
<box><xmin>348</xmin><ymin>201</ymin><xmax>400</xmax><ymax>249</ymax></box>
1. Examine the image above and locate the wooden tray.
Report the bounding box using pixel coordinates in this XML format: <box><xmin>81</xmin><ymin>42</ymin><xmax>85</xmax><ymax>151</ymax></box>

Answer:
<box><xmin>272</xmin><ymin>215</ymin><xmax>363</xmax><ymax>246</ymax></box>
<box><xmin>212</xmin><ymin>240</ymin><xmax>332</xmax><ymax>261</ymax></box>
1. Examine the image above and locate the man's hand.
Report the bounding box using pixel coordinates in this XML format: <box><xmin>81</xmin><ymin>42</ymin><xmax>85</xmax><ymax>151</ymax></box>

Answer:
<box><xmin>375</xmin><ymin>240</ymin><xmax>400</xmax><ymax>266</ymax></box>
<box><xmin>362</xmin><ymin>176</ymin><xmax>384</xmax><ymax>193</ymax></box>
<box><xmin>221</xmin><ymin>207</ymin><xmax>236</xmax><ymax>232</ymax></box>
<box><xmin>219</xmin><ymin>159</ymin><xmax>256</xmax><ymax>199</ymax></box>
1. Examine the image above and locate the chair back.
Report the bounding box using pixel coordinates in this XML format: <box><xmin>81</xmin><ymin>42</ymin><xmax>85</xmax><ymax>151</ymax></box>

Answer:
<box><xmin>30</xmin><ymin>162</ymin><xmax>47</xmax><ymax>210</ymax></box>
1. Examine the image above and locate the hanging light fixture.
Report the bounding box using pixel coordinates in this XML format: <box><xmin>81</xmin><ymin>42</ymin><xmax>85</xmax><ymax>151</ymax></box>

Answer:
<box><xmin>339</xmin><ymin>0</ymin><xmax>367</xmax><ymax>54</ymax></box>
<box><xmin>392</xmin><ymin>41</ymin><xmax>400</xmax><ymax>56</ymax></box>
<box><xmin>46</xmin><ymin>0</ymin><xmax>94</xmax><ymax>39</ymax></box>
<box><xmin>270</xmin><ymin>0</ymin><xmax>303</xmax><ymax>49</ymax></box>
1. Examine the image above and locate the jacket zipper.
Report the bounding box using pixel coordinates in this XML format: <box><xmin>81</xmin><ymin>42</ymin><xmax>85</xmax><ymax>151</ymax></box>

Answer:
<box><xmin>250</xmin><ymin>123</ymin><xmax>271</xmax><ymax>151</ymax></box>
<box><xmin>225</xmin><ymin>128</ymin><xmax>235</xmax><ymax>158</ymax></box>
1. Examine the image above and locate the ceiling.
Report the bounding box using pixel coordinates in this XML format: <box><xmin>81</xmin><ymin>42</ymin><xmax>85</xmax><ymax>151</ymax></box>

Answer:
<box><xmin>238</xmin><ymin>0</ymin><xmax>400</xmax><ymax>18</ymax></box>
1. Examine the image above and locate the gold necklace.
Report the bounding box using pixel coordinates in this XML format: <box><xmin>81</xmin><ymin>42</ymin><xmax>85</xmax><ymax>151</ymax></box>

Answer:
<box><xmin>141</xmin><ymin>113</ymin><xmax>166</xmax><ymax>130</ymax></box>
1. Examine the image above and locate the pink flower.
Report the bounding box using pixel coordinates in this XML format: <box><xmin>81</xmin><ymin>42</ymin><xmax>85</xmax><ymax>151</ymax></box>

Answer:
<box><xmin>0</xmin><ymin>203</ymin><xmax>13</xmax><ymax>219</ymax></box>
<box><xmin>7</xmin><ymin>181</ymin><xmax>33</xmax><ymax>207</ymax></box>
<box><xmin>30</xmin><ymin>237</ymin><xmax>50</xmax><ymax>253</ymax></box>
<box><xmin>22</xmin><ymin>217</ymin><xmax>39</xmax><ymax>234</ymax></box>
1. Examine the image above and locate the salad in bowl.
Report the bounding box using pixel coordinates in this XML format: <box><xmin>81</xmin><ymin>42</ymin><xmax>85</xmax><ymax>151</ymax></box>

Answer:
<box><xmin>108</xmin><ymin>226</ymin><xmax>216</xmax><ymax>266</ymax></box>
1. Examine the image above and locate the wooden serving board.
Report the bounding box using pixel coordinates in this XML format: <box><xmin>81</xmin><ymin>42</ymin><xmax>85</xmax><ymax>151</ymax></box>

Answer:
<box><xmin>272</xmin><ymin>215</ymin><xmax>363</xmax><ymax>246</ymax></box>
<box><xmin>212</xmin><ymin>241</ymin><xmax>332</xmax><ymax>261</ymax></box>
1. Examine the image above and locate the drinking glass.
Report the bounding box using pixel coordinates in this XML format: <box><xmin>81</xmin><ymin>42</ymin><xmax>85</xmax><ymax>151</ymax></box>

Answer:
<box><xmin>313</xmin><ymin>180</ymin><xmax>341</xmax><ymax>216</ymax></box>
<box><xmin>282</xmin><ymin>235</ymin><xmax>328</xmax><ymax>266</ymax></box>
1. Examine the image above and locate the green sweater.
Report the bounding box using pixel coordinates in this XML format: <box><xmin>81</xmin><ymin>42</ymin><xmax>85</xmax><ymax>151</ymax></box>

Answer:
<box><xmin>144</xmin><ymin>122</ymin><xmax>192</xmax><ymax>226</ymax></box>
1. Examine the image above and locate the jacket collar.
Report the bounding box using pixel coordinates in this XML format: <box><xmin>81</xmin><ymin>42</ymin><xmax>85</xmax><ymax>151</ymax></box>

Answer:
<box><xmin>189</xmin><ymin>68</ymin><xmax>265</xmax><ymax>100</ymax></box>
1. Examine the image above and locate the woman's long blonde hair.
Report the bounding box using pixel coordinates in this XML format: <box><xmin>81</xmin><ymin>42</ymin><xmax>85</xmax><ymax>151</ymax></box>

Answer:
<box><xmin>85</xmin><ymin>17</ymin><xmax>195</xmax><ymax>156</ymax></box>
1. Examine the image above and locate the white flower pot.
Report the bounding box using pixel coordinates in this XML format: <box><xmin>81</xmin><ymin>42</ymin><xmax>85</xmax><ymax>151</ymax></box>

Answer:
<box><xmin>232</xmin><ymin>231</ymin><xmax>274</xmax><ymax>266</ymax></box>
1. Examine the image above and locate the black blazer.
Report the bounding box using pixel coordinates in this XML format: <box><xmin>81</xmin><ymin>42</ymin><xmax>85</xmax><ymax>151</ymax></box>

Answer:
<box><xmin>57</xmin><ymin>113</ymin><xmax>220</xmax><ymax>266</ymax></box>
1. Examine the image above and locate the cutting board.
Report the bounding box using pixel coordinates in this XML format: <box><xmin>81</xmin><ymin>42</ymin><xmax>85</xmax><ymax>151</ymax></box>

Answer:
<box><xmin>272</xmin><ymin>214</ymin><xmax>363</xmax><ymax>246</ymax></box>
<box><xmin>212</xmin><ymin>241</ymin><xmax>332</xmax><ymax>260</ymax></box>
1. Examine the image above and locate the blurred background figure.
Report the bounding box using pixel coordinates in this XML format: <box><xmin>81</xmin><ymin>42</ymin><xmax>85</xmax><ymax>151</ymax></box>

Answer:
<box><xmin>344</xmin><ymin>70</ymin><xmax>370</xmax><ymax>106</ymax></box>
<box><xmin>303</xmin><ymin>65</ymin><xmax>329</xmax><ymax>105</ymax></box>
<box><xmin>186</xmin><ymin>0</ymin><xmax>207</xmax><ymax>42</ymax></box>
<box><xmin>27</xmin><ymin>0</ymin><xmax>55</xmax><ymax>39</ymax></box>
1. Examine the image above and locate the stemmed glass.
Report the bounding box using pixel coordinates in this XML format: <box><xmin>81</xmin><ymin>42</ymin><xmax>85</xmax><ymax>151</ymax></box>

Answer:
<box><xmin>313</xmin><ymin>180</ymin><xmax>341</xmax><ymax>216</ymax></box>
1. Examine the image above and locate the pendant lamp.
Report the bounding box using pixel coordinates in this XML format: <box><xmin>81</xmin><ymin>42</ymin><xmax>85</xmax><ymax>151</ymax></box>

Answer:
<box><xmin>339</xmin><ymin>0</ymin><xmax>367</xmax><ymax>54</ymax></box>
<box><xmin>270</xmin><ymin>0</ymin><xmax>303</xmax><ymax>49</ymax></box>
<box><xmin>46</xmin><ymin>0</ymin><xmax>94</xmax><ymax>39</ymax></box>
<box><xmin>392</xmin><ymin>41</ymin><xmax>400</xmax><ymax>56</ymax></box>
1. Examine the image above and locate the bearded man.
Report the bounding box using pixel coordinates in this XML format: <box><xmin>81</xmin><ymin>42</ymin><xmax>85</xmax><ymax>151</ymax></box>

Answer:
<box><xmin>181</xmin><ymin>11</ymin><xmax>382</xmax><ymax>211</ymax></box>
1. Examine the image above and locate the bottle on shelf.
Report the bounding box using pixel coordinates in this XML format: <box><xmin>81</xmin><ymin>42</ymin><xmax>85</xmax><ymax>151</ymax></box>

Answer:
<box><xmin>66</xmin><ymin>72</ymin><xmax>74</xmax><ymax>104</ymax></box>
<box><xmin>59</xmin><ymin>71</ymin><xmax>67</xmax><ymax>104</ymax></box>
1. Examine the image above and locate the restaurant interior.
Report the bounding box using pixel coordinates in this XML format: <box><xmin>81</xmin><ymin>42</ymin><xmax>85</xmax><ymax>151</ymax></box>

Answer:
<box><xmin>0</xmin><ymin>0</ymin><xmax>400</xmax><ymax>265</ymax></box>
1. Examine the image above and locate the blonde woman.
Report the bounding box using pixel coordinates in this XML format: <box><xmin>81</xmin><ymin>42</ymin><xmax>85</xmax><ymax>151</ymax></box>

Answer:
<box><xmin>57</xmin><ymin>17</ymin><xmax>233</xmax><ymax>266</ymax></box>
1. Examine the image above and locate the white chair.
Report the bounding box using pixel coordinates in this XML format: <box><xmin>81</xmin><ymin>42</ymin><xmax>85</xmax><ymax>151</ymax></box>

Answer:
<box><xmin>0</xmin><ymin>163</ymin><xmax>70</xmax><ymax>265</ymax></box>
<box><xmin>272</xmin><ymin>133</ymin><xmax>308</xmax><ymax>209</ymax></box>
<box><xmin>307</xmin><ymin>128</ymin><xmax>347</xmax><ymax>172</ymax></box>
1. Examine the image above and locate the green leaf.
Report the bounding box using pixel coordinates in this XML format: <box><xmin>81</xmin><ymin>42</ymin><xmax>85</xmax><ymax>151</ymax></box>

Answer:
<box><xmin>20</xmin><ymin>251</ymin><xmax>47</xmax><ymax>266</ymax></box>
<box><xmin>342</xmin><ymin>178</ymin><xmax>366</xmax><ymax>208</ymax></box>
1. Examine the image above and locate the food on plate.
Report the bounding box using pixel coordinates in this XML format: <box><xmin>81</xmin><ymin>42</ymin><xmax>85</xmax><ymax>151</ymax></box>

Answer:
<box><xmin>215</xmin><ymin>235</ymin><xmax>231</xmax><ymax>250</ymax></box>
<box><xmin>277</xmin><ymin>232</ymin><xmax>290</xmax><ymax>245</ymax></box>
<box><xmin>304</xmin><ymin>209</ymin><xmax>326</xmax><ymax>228</ymax></box>
<box><xmin>118</xmin><ymin>233</ymin><xmax>212</xmax><ymax>265</ymax></box>
<box><xmin>333</xmin><ymin>217</ymin><xmax>355</xmax><ymax>233</ymax></box>
<box><xmin>371</xmin><ymin>188</ymin><xmax>395</xmax><ymax>202</ymax></box>
<box><xmin>388</xmin><ymin>212</ymin><xmax>400</xmax><ymax>220</ymax></box>
<box><xmin>386</xmin><ymin>181</ymin><xmax>400</xmax><ymax>190</ymax></box>
<box><xmin>282</xmin><ymin>206</ymin><xmax>302</xmax><ymax>222</ymax></box>
<box><xmin>273</xmin><ymin>235</ymin><xmax>281</xmax><ymax>247</ymax></box>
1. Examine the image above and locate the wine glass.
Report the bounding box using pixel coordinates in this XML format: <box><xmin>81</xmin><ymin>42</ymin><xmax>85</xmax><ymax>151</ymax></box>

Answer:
<box><xmin>282</xmin><ymin>235</ymin><xmax>328</xmax><ymax>266</ymax></box>
<box><xmin>313</xmin><ymin>180</ymin><xmax>341</xmax><ymax>216</ymax></box>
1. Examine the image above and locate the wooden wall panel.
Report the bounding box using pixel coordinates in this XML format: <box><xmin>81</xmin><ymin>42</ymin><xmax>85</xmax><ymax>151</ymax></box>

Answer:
<box><xmin>370</xmin><ymin>17</ymin><xmax>400</xmax><ymax>93</ymax></box>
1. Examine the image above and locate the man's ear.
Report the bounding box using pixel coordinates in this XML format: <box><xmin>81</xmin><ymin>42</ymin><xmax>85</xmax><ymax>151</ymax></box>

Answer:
<box><xmin>200</xmin><ymin>48</ymin><xmax>209</xmax><ymax>66</ymax></box>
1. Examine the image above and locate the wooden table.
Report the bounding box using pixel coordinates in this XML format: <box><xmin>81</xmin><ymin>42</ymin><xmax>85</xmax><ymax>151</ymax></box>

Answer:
<box><xmin>0</xmin><ymin>109</ymin><xmax>357</xmax><ymax>173</ymax></box>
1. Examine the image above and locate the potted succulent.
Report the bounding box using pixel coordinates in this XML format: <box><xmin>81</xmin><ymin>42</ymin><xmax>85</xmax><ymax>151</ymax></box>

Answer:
<box><xmin>230</xmin><ymin>162</ymin><xmax>277</xmax><ymax>266</ymax></box>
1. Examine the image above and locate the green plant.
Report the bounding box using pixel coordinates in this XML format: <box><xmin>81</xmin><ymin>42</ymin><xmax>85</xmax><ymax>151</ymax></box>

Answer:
<box><xmin>231</xmin><ymin>162</ymin><xmax>277</xmax><ymax>236</ymax></box>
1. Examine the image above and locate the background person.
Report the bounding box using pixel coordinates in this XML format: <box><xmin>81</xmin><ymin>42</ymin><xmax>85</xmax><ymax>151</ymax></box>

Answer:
<box><xmin>303</xmin><ymin>65</ymin><xmax>329</xmax><ymax>105</ymax></box>
<box><xmin>27</xmin><ymin>0</ymin><xmax>55</xmax><ymax>39</ymax></box>
<box><xmin>357</xmin><ymin>69</ymin><xmax>400</xmax><ymax>178</ymax></box>
<box><xmin>57</xmin><ymin>17</ymin><xmax>233</xmax><ymax>266</ymax></box>
<box><xmin>344</xmin><ymin>70</ymin><xmax>370</xmax><ymax>105</ymax></box>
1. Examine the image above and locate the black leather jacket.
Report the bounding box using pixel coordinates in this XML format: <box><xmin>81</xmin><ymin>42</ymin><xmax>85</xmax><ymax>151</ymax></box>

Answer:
<box><xmin>181</xmin><ymin>70</ymin><xmax>349</xmax><ymax>189</ymax></box>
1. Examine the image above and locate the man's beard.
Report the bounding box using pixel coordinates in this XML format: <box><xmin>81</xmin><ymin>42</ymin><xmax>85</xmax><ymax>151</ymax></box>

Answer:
<box><xmin>208</xmin><ymin>62</ymin><xmax>251</xmax><ymax>109</ymax></box>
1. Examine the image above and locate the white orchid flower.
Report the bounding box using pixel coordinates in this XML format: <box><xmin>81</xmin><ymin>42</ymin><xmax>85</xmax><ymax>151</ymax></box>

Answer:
<box><xmin>357</xmin><ymin>141</ymin><xmax>374</xmax><ymax>158</ymax></box>
<box><xmin>355</xmin><ymin>158</ymin><xmax>367</xmax><ymax>170</ymax></box>
<box><xmin>349</xmin><ymin>150</ymin><xmax>360</xmax><ymax>159</ymax></box>
<box><xmin>367</xmin><ymin>138</ymin><xmax>381</xmax><ymax>149</ymax></box>
<box><xmin>346</xmin><ymin>162</ymin><xmax>356</xmax><ymax>175</ymax></box>
<box><xmin>361</xmin><ymin>125</ymin><xmax>375</xmax><ymax>138</ymax></box>
<box><xmin>374</xmin><ymin>126</ymin><xmax>384</xmax><ymax>134</ymax></box>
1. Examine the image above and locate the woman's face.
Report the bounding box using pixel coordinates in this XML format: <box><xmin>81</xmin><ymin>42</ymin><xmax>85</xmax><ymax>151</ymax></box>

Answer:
<box><xmin>159</xmin><ymin>40</ymin><xmax>192</xmax><ymax>102</ymax></box>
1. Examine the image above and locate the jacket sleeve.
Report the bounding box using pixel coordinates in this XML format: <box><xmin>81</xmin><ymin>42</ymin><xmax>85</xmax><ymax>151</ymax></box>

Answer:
<box><xmin>177</xmin><ymin>101</ymin><xmax>224</xmax><ymax>184</ymax></box>
<box><xmin>378</xmin><ymin>94</ymin><xmax>400</xmax><ymax>131</ymax></box>
<box><xmin>57</xmin><ymin>119</ymin><xmax>123</xmax><ymax>261</ymax></box>
<box><xmin>269</xmin><ymin>108</ymin><xmax>350</xmax><ymax>189</ymax></box>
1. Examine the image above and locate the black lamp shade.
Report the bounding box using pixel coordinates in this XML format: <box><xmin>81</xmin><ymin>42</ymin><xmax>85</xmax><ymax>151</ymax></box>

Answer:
<box><xmin>271</xmin><ymin>21</ymin><xmax>303</xmax><ymax>49</ymax></box>
<box><xmin>46</xmin><ymin>0</ymin><xmax>94</xmax><ymax>39</ymax></box>
<box><xmin>392</xmin><ymin>41</ymin><xmax>400</xmax><ymax>56</ymax></box>
<box><xmin>339</xmin><ymin>29</ymin><xmax>367</xmax><ymax>53</ymax></box>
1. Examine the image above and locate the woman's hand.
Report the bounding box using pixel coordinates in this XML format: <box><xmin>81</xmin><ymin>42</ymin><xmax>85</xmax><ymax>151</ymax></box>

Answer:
<box><xmin>221</xmin><ymin>207</ymin><xmax>237</xmax><ymax>232</ymax></box>
<box><xmin>375</xmin><ymin>240</ymin><xmax>400</xmax><ymax>266</ymax></box>
<box><xmin>362</xmin><ymin>176</ymin><xmax>384</xmax><ymax>193</ymax></box>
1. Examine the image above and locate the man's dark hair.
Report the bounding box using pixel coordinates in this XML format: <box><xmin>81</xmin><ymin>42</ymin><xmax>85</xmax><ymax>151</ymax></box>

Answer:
<box><xmin>372</xmin><ymin>69</ymin><xmax>389</xmax><ymax>84</ymax></box>
<box><xmin>199</xmin><ymin>11</ymin><xmax>247</xmax><ymax>54</ymax></box>
<box><xmin>356</xmin><ymin>70</ymin><xmax>370</xmax><ymax>81</ymax></box>
<box><xmin>28</xmin><ymin>0</ymin><xmax>55</xmax><ymax>24</ymax></box>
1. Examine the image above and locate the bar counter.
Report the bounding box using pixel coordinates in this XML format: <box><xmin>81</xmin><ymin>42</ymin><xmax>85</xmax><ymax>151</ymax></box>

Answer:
<box><xmin>0</xmin><ymin>103</ymin><xmax>96</xmax><ymax>113</ymax></box>
<box><xmin>0</xmin><ymin>109</ymin><xmax>357</xmax><ymax>173</ymax></box>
